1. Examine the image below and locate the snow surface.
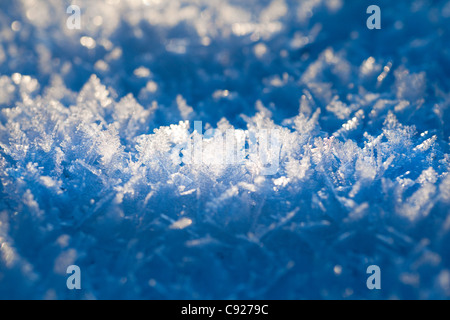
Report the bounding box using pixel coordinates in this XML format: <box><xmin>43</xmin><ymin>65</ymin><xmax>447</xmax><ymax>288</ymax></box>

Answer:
<box><xmin>0</xmin><ymin>0</ymin><xmax>450</xmax><ymax>299</ymax></box>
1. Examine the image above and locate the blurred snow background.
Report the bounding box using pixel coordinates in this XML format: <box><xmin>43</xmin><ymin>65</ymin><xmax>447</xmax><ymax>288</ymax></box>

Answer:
<box><xmin>0</xmin><ymin>0</ymin><xmax>450</xmax><ymax>299</ymax></box>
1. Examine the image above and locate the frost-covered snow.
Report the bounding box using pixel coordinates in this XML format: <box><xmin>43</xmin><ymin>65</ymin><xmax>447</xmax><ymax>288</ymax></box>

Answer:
<box><xmin>0</xmin><ymin>0</ymin><xmax>450</xmax><ymax>299</ymax></box>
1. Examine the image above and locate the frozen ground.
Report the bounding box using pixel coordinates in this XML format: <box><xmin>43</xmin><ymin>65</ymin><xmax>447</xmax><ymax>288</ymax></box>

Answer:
<box><xmin>0</xmin><ymin>0</ymin><xmax>450</xmax><ymax>299</ymax></box>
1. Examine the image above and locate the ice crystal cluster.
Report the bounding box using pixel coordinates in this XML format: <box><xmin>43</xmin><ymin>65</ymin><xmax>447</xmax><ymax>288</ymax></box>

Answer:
<box><xmin>0</xmin><ymin>0</ymin><xmax>450</xmax><ymax>299</ymax></box>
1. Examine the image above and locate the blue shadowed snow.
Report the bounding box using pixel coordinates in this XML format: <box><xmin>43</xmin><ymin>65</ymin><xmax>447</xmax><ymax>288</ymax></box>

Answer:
<box><xmin>0</xmin><ymin>0</ymin><xmax>450</xmax><ymax>299</ymax></box>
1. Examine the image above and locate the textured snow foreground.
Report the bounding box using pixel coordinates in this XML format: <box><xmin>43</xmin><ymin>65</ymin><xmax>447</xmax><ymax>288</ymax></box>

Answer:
<box><xmin>0</xmin><ymin>0</ymin><xmax>450</xmax><ymax>299</ymax></box>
